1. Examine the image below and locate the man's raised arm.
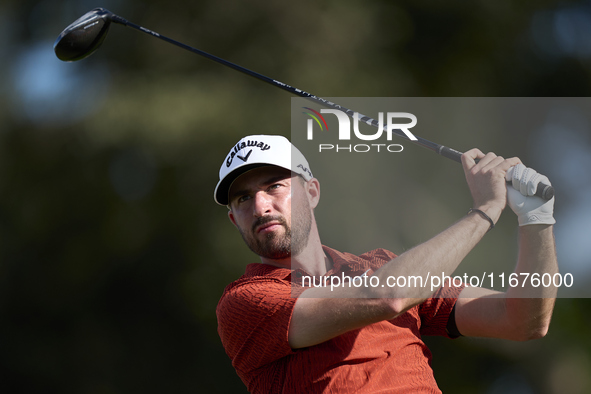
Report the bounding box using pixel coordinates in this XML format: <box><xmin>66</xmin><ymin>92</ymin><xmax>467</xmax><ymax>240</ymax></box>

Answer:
<box><xmin>455</xmin><ymin>163</ymin><xmax>557</xmax><ymax>341</ymax></box>
<box><xmin>289</xmin><ymin>149</ymin><xmax>525</xmax><ymax>348</ymax></box>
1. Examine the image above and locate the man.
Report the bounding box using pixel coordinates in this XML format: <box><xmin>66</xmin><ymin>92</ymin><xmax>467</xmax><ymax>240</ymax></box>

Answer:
<box><xmin>215</xmin><ymin>134</ymin><xmax>557</xmax><ymax>393</ymax></box>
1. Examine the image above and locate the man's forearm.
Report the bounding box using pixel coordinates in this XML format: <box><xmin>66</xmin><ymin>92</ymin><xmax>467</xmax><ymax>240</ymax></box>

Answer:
<box><xmin>504</xmin><ymin>225</ymin><xmax>557</xmax><ymax>338</ymax></box>
<box><xmin>509</xmin><ymin>225</ymin><xmax>558</xmax><ymax>297</ymax></box>
<box><xmin>290</xmin><ymin>212</ymin><xmax>492</xmax><ymax>348</ymax></box>
<box><xmin>366</xmin><ymin>210</ymin><xmax>492</xmax><ymax>312</ymax></box>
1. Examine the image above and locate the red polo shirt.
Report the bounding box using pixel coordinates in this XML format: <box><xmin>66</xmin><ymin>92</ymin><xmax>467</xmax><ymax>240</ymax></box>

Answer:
<box><xmin>216</xmin><ymin>247</ymin><xmax>464</xmax><ymax>393</ymax></box>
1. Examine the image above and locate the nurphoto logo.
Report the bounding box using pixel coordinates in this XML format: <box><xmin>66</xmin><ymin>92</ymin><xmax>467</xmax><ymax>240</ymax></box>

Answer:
<box><xmin>303</xmin><ymin>107</ymin><xmax>418</xmax><ymax>153</ymax></box>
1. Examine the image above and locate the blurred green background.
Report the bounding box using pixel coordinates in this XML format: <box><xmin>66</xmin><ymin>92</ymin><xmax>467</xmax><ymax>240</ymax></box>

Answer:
<box><xmin>1</xmin><ymin>0</ymin><xmax>591</xmax><ymax>393</ymax></box>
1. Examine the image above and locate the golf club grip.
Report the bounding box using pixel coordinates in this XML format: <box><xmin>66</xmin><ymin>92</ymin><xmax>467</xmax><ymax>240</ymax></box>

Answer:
<box><xmin>437</xmin><ymin>146</ymin><xmax>554</xmax><ymax>200</ymax></box>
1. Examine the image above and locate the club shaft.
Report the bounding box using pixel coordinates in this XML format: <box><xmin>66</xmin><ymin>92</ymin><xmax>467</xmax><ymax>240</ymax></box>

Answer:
<box><xmin>109</xmin><ymin>13</ymin><xmax>554</xmax><ymax>201</ymax></box>
<box><xmin>109</xmin><ymin>14</ymin><xmax>442</xmax><ymax>151</ymax></box>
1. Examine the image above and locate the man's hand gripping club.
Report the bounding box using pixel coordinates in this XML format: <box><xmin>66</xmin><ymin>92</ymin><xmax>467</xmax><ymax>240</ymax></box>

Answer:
<box><xmin>506</xmin><ymin>164</ymin><xmax>556</xmax><ymax>226</ymax></box>
<box><xmin>461</xmin><ymin>149</ymin><xmax>555</xmax><ymax>226</ymax></box>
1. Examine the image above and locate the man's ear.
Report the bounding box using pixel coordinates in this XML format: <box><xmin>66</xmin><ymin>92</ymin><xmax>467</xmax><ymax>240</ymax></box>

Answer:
<box><xmin>228</xmin><ymin>209</ymin><xmax>238</xmax><ymax>228</ymax></box>
<box><xmin>306</xmin><ymin>178</ymin><xmax>320</xmax><ymax>209</ymax></box>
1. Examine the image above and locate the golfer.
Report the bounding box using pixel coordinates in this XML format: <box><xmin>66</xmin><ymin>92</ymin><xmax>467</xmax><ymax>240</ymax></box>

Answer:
<box><xmin>215</xmin><ymin>135</ymin><xmax>557</xmax><ymax>393</ymax></box>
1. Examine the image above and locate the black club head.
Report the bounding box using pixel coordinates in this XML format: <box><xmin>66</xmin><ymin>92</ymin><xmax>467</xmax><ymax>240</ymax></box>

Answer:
<box><xmin>54</xmin><ymin>8</ymin><xmax>113</xmax><ymax>62</ymax></box>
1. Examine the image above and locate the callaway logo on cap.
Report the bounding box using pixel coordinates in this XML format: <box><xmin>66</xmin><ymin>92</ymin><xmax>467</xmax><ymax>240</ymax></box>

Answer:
<box><xmin>214</xmin><ymin>135</ymin><xmax>313</xmax><ymax>205</ymax></box>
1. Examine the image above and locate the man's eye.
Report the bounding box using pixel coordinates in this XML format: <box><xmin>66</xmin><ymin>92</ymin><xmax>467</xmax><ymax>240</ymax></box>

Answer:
<box><xmin>269</xmin><ymin>183</ymin><xmax>281</xmax><ymax>191</ymax></box>
<box><xmin>238</xmin><ymin>195</ymin><xmax>251</xmax><ymax>203</ymax></box>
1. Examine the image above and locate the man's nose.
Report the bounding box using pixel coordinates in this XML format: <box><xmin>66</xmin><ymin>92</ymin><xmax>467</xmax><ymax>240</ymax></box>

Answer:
<box><xmin>253</xmin><ymin>192</ymin><xmax>272</xmax><ymax>217</ymax></box>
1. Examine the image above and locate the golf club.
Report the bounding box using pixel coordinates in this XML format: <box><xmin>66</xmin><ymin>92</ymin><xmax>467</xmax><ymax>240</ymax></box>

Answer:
<box><xmin>54</xmin><ymin>8</ymin><xmax>554</xmax><ymax>200</ymax></box>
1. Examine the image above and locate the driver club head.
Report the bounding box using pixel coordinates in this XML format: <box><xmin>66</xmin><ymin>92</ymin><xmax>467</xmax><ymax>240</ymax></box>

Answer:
<box><xmin>54</xmin><ymin>8</ymin><xmax>113</xmax><ymax>62</ymax></box>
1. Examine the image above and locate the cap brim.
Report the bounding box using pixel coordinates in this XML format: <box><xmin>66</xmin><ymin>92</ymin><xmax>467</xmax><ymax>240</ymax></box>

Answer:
<box><xmin>214</xmin><ymin>163</ymin><xmax>271</xmax><ymax>205</ymax></box>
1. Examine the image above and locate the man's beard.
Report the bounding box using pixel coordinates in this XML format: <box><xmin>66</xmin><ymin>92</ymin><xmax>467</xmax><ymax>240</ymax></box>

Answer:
<box><xmin>238</xmin><ymin>199</ymin><xmax>312</xmax><ymax>260</ymax></box>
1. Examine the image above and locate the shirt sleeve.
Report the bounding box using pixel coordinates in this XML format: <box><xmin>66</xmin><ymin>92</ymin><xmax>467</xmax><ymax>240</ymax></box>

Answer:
<box><xmin>418</xmin><ymin>283</ymin><xmax>465</xmax><ymax>338</ymax></box>
<box><xmin>216</xmin><ymin>277</ymin><xmax>304</xmax><ymax>376</ymax></box>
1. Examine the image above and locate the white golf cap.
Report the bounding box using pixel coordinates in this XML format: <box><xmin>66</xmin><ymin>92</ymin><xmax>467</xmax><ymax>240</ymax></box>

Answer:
<box><xmin>214</xmin><ymin>135</ymin><xmax>313</xmax><ymax>205</ymax></box>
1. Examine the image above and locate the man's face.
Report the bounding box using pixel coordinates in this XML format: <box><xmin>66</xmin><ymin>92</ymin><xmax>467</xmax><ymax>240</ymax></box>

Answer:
<box><xmin>227</xmin><ymin>166</ymin><xmax>312</xmax><ymax>260</ymax></box>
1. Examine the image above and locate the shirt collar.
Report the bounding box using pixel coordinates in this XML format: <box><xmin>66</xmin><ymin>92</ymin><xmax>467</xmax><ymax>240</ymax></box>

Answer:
<box><xmin>242</xmin><ymin>245</ymin><xmax>382</xmax><ymax>280</ymax></box>
<box><xmin>244</xmin><ymin>262</ymin><xmax>291</xmax><ymax>279</ymax></box>
<box><xmin>323</xmin><ymin>246</ymin><xmax>377</xmax><ymax>276</ymax></box>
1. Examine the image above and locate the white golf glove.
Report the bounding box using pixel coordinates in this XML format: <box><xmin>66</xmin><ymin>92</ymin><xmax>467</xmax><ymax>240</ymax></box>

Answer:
<box><xmin>505</xmin><ymin>164</ymin><xmax>555</xmax><ymax>226</ymax></box>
